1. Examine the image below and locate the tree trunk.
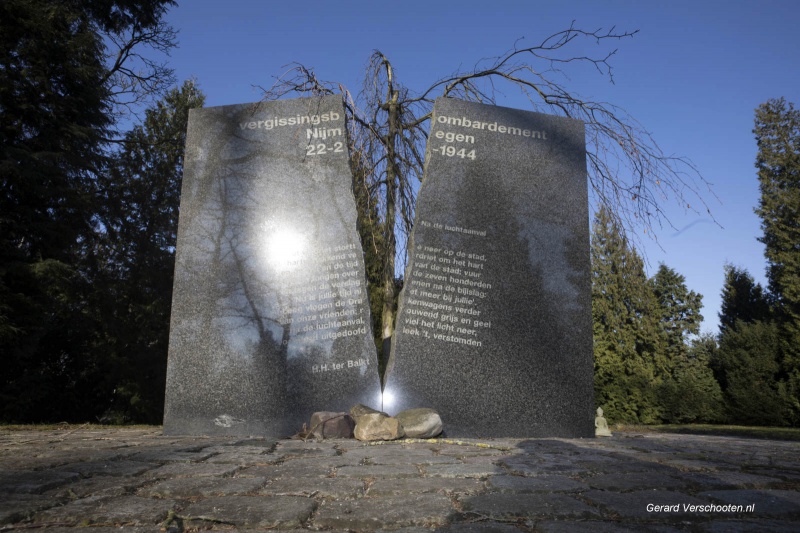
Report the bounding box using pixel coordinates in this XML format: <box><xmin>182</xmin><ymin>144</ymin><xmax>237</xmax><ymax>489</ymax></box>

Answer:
<box><xmin>381</xmin><ymin>90</ymin><xmax>400</xmax><ymax>375</ymax></box>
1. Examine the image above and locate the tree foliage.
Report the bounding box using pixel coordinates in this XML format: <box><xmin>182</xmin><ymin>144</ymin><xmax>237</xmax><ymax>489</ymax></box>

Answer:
<box><xmin>651</xmin><ymin>264</ymin><xmax>703</xmax><ymax>352</ymax></box>
<box><xmin>754</xmin><ymin>98</ymin><xmax>800</xmax><ymax>317</ymax></box>
<box><xmin>647</xmin><ymin>264</ymin><xmax>722</xmax><ymax>424</ymax></box>
<box><xmin>591</xmin><ymin>206</ymin><xmax>662</xmax><ymax>424</ymax></box>
<box><xmin>751</xmin><ymin>97</ymin><xmax>800</xmax><ymax>423</ymax></box>
<box><xmin>0</xmin><ymin>0</ymin><xmax>177</xmax><ymax>422</ymax></box>
<box><xmin>591</xmin><ymin>208</ymin><xmax>724</xmax><ymax>425</ymax></box>
<box><xmin>91</xmin><ymin>80</ymin><xmax>205</xmax><ymax>422</ymax></box>
<box><xmin>351</xmin><ymin>147</ymin><xmax>397</xmax><ymax>375</ymax></box>
<box><xmin>659</xmin><ymin>334</ymin><xmax>724</xmax><ymax>424</ymax></box>
<box><xmin>715</xmin><ymin>320</ymin><xmax>790</xmax><ymax>426</ymax></box>
<box><xmin>718</xmin><ymin>264</ymin><xmax>771</xmax><ymax>334</ymax></box>
<box><xmin>703</xmin><ymin>99</ymin><xmax>800</xmax><ymax>428</ymax></box>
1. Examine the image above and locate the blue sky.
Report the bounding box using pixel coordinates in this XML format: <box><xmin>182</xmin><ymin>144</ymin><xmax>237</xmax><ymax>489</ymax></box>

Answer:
<box><xmin>162</xmin><ymin>0</ymin><xmax>800</xmax><ymax>335</ymax></box>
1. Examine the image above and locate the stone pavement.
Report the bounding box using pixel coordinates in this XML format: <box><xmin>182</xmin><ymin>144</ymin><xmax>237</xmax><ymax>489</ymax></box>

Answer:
<box><xmin>1</xmin><ymin>427</ymin><xmax>799</xmax><ymax>531</ymax></box>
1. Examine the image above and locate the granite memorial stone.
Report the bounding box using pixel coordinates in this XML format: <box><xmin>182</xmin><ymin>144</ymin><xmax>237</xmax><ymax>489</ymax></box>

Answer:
<box><xmin>164</xmin><ymin>95</ymin><xmax>381</xmax><ymax>436</ymax></box>
<box><xmin>384</xmin><ymin>97</ymin><xmax>593</xmax><ymax>437</ymax></box>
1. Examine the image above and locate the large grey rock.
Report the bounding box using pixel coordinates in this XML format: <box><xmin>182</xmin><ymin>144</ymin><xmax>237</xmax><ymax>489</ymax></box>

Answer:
<box><xmin>385</xmin><ymin>97</ymin><xmax>594</xmax><ymax>437</ymax></box>
<box><xmin>309</xmin><ymin>411</ymin><xmax>355</xmax><ymax>439</ymax></box>
<box><xmin>395</xmin><ymin>408</ymin><xmax>443</xmax><ymax>438</ymax></box>
<box><xmin>163</xmin><ymin>95</ymin><xmax>381</xmax><ymax>436</ymax></box>
<box><xmin>353</xmin><ymin>413</ymin><xmax>405</xmax><ymax>441</ymax></box>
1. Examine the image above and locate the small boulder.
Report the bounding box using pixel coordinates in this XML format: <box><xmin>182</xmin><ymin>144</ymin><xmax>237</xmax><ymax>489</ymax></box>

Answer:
<box><xmin>309</xmin><ymin>411</ymin><xmax>355</xmax><ymax>439</ymax></box>
<box><xmin>353</xmin><ymin>413</ymin><xmax>405</xmax><ymax>441</ymax></box>
<box><xmin>350</xmin><ymin>403</ymin><xmax>388</xmax><ymax>418</ymax></box>
<box><xmin>395</xmin><ymin>408</ymin><xmax>443</xmax><ymax>438</ymax></box>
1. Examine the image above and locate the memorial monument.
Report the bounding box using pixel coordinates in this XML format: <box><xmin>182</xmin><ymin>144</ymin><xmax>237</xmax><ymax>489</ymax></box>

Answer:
<box><xmin>384</xmin><ymin>97</ymin><xmax>594</xmax><ymax>437</ymax></box>
<box><xmin>163</xmin><ymin>95</ymin><xmax>381</xmax><ymax>436</ymax></box>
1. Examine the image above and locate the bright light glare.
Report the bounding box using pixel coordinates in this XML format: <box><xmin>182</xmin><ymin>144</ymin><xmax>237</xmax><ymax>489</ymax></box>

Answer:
<box><xmin>381</xmin><ymin>389</ymin><xmax>395</xmax><ymax>411</ymax></box>
<box><xmin>266</xmin><ymin>228</ymin><xmax>305</xmax><ymax>271</ymax></box>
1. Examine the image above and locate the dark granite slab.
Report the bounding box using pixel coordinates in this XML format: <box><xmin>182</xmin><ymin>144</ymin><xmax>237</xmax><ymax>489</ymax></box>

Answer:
<box><xmin>164</xmin><ymin>95</ymin><xmax>381</xmax><ymax>436</ymax></box>
<box><xmin>385</xmin><ymin>97</ymin><xmax>593</xmax><ymax>437</ymax></box>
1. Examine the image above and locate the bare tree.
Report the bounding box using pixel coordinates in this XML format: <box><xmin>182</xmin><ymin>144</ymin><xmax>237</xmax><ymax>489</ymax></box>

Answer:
<box><xmin>102</xmin><ymin>20</ymin><xmax>178</xmax><ymax>120</ymax></box>
<box><xmin>260</xmin><ymin>23</ymin><xmax>715</xmax><ymax>367</ymax></box>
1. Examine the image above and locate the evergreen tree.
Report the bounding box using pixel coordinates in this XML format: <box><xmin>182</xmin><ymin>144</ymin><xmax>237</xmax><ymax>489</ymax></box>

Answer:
<box><xmin>713</xmin><ymin>264</ymin><xmax>774</xmax><ymax>417</ymax></box>
<box><xmin>651</xmin><ymin>264</ymin><xmax>703</xmax><ymax>345</ymax></box>
<box><xmin>659</xmin><ymin>333</ymin><xmax>725</xmax><ymax>423</ymax></box>
<box><xmin>650</xmin><ymin>263</ymin><xmax>703</xmax><ymax>366</ymax></box>
<box><xmin>591</xmin><ymin>206</ymin><xmax>662</xmax><ymax>424</ymax></box>
<box><xmin>649</xmin><ymin>263</ymin><xmax>719</xmax><ymax>423</ymax></box>
<box><xmin>718</xmin><ymin>264</ymin><xmax>771</xmax><ymax>335</ymax></box>
<box><xmin>0</xmin><ymin>0</ymin><xmax>177</xmax><ymax>422</ymax></box>
<box><xmin>753</xmin><ymin>98</ymin><xmax>800</xmax><ymax>423</ymax></box>
<box><xmin>1</xmin><ymin>1</ymin><xmax>112</xmax><ymax>365</ymax></box>
<box><xmin>712</xmin><ymin>263</ymin><xmax>792</xmax><ymax>425</ymax></box>
<box><xmin>715</xmin><ymin>320</ymin><xmax>790</xmax><ymax>426</ymax></box>
<box><xmin>91</xmin><ymin>80</ymin><xmax>205</xmax><ymax>423</ymax></box>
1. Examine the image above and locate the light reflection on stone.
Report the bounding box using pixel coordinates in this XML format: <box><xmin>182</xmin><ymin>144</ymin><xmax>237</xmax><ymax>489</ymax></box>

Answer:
<box><xmin>381</xmin><ymin>389</ymin><xmax>396</xmax><ymax>412</ymax></box>
<box><xmin>265</xmin><ymin>227</ymin><xmax>306</xmax><ymax>272</ymax></box>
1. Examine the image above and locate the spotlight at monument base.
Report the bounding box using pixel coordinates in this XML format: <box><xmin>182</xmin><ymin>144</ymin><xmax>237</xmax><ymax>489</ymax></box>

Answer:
<box><xmin>381</xmin><ymin>390</ymin><xmax>395</xmax><ymax>411</ymax></box>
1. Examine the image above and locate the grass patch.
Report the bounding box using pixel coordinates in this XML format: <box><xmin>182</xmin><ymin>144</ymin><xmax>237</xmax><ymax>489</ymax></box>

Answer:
<box><xmin>616</xmin><ymin>423</ymin><xmax>800</xmax><ymax>442</ymax></box>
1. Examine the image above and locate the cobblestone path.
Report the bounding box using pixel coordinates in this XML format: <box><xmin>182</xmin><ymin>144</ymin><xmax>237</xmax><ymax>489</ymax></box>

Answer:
<box><xmin>1</xmin><ymin>427</ymin><xmax>799</xmax><ymax>531</ymax></box>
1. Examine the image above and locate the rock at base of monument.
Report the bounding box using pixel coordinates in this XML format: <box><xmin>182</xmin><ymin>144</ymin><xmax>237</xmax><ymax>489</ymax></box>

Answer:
<box><xmin>350</xmin><ymin>403</ymin><xmax>388</xmax><ymax>418</ymax></box>
<box><xmin>395</xmin><ymin>408</ymin><xmax>443</xmax><ymax>438</ymax></box>
<box><xmin>353</xmin><ymin>413</ymin><xmax>405</xmax><ymax>441</ymax></box>
<box><xmin>309</xmin><ymin>412</ymin><xmax>355</xmax><ymax>439</ymax></box>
